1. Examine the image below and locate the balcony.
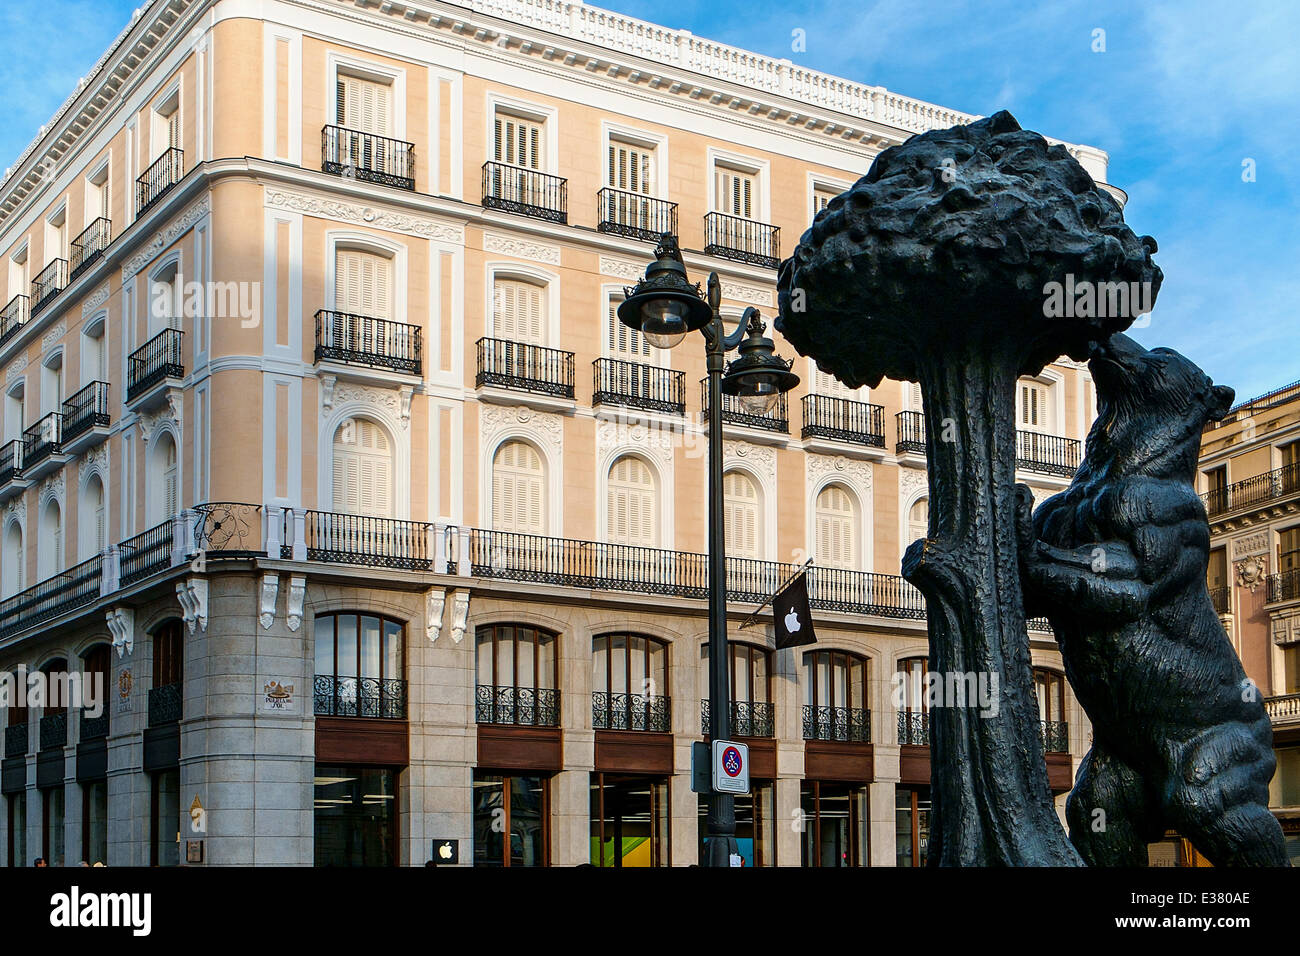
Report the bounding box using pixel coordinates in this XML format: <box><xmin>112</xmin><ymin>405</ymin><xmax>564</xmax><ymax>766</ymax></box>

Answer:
<box><xmin>1041</xmin><ymin>719</ymin><xmax>1069</xmax><ymax>753</ymax></box>
<box><xmin>802</xmin><ymin>705</ymin><xmax>870</xmax><ymax>742</ymax></box>
<box><xmin>321</xmin><ymin>125</ymin><xmax>415</xmax><ymax>190</ymax></box>
<box><xmin>60</xmin><ymin>382</ymin><xmax>111</xmax><ymax>454</ymax></box>
<box><xmin>475</xmin><ymin>685</ymin><xmax>560</xmax><ymax>727</ymax></box>
<box><xmin>898</xmin><ymin>711</ymin><xmax>930</xmax><ymax>745</ymax></box>
<box><xmin>1017</xmin><ymin>429</ymin><xmax>1082</xmax><ymax>478</ymax></box>
<box><xmin>482</xmin><ymin>162</ymin><xmax>567</xmax><ymax>223</ymax></box>
<box><xmin>701</xmin><ymin>379</ymin><xmax>788</xmax><ymax>433</ymax></box>
<box><xmin>1268</xmin><ymin>570</ymin><xmax>1300</xmax><ymax>605</ymax></box>
<box><xmin>313</xmin><ymin>674</ymin><xmax>406</xmax><ymax>719</ymax></box>
<box><xmin>0</xmin><ymin>554</ymin><xmax>104</xmax><ymax>640</ymax></box>
<box><xmin>126</xmin><ymin>328</ymin><xmax>185</xmax><ymax>406</ymax></box>
<box><xmin>80</xmin><ymin>707</ymin><xmax>109</xmax><ymax>742</ymax></box>
<box><xmin>0</xmin><ymin>294</ymin><xmax>28</xmax><ymax>347</ymax></box>
<box><xmin>896</xmin><ymin>410</ymin><xmax>926</xmax><ymax>456</ymax></box>
<box><xmin>703</xmin><ymin>211</ymin><xmax>780</xmax><ymax>270</ymax></box>
<box><xmin>0</xmin><ymin>440</ymin><xmax>28</xmax><ymax>500</ymax></box>
<box><xmin>118</xmin><ymin>521</ymin><xmax>175</xmax><ymax>588</ymax></box>
<box><xmin>288</xmin><ymin>509</ymin><xmax>433</xmax><ymax>571</ymax></box>
<box><xmin>136</xmin><ymin>148</ymin><xmax>183</xmax><ymax>216</ymax></box>
<box><xmin>69</xmin><ymin>218</ymin><xmax>112</xmax><ymax>281</ymax></box>
<box><xmin>592</xmin><ymin>691</ymin><xmax>670</xmax><ymax>732</ymax></box>
<box><xmin>1203</xmin><ymin>462</ymin><xmax>1300</xmax><ymax>520</ymax></box>
<box><xmin>802</xmin><ymin>394</ymin><xmax>885</xmax><ymax>448</ymax></box>
<box><xmin>593</xmin><ymin>358</ymin><xmax>684</xmax><ymax>415</ymax></box>
<box><xmin>701</xmin><ymin>699</ymin><xmax>775</xmax><ymax>738</ymax></box>
<box><xmin>4</xmin><ymin>723</ymin><xmax>27</xmax><ymax>757</ymax></box>
<box><xmin>476</xmin><ymin>337</ymin><xmax>575</xmax><ymax>400</ymax></box>
<box><xmin>39</xmin><ymin>712</ymin><xmax>67</xmax><ymax>750</ymax></box>
<box><xmin>314</xmin><ymin>310</ymin><xmax>421</xmax><ymax>378</ymax></box>
<box><xmin>1265</xmin><ymin>693</ymin><xmax>1300</xmax><ymax>725</ymax></box>
<box><xmin>22</xmin><ymin>412</ymin><xmax>69</xmax><ymax>480</ymax></box>
<box><xmin>596</xmin><ymin>188</ymin><xmax>678</xmax><ymax>243</ymax></box>
<box><xmin>30</xmin><ymin>259</ymin><xmax>68</xmax><ymax>315</ymax></box>
<box><xmin>1209</xmin><ymin>586</ymin><xmax>1230</xmax><ymax>615</ymax></box>
<box><xmin>147</xmin><ymin>682</ymin><xmax>182</xmax><ymax>726</ymax></box>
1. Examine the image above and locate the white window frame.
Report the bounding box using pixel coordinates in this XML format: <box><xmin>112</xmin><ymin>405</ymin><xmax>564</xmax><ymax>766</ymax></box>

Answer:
<box><xmin>707</xmin><ymin>147</ymin><xmax>770</xmax><ymax>222</ymax></box>
<box><xmin>326</xmin><ymin>53</ymin><xmax>407</xmax><ymax>142</ymax></box>
<box><xmin>85</xmin><ymin>159</ymin><xmax>111</xmax><ymax>229</ymax></box>
<box><xmin>600</xmin><ymin>122</ymin><xmax>669</xmax><ymax>200</ymax></box>
<box><xmin>45</xmin><ymin>204</ymin><xmax>68</xmax><ymax>265</ymax></box>
<box><xmin>597</xmin><ymin>449</ymin><xmax>672</xmax><ymax>549</ymax></box>
<box><xmin>486</xmin><ymin>93</ymin><xmax>558</xmax><ymax>174</ymax></box>
<box><xmin>602</xmin><ymin>285</ymin><xmax>664</xmax><ymax>367</ymax></box>
<box><xmin>1017</xmin><ymin>369</ymin><xmax>1066</xmax><ymax>436</ymax></box>
<box><xmin>807</xmin><ymin>172</ymin><xmax>854</xmax><ymax>223</ymax></box>
<box><xmin>325</xmin><ymin>232</ymin><xmax>408</xmax><ymax>325</ymax></box>
<box><xmin>8</xmin><ymin>243</ymin><xmax>29</xmax><ymax>302</ymax></box>
<box><xmin>150</xmin><ymin>82</ymin><xmax>182</xmax><ymax>162</ymax></box>
<box><xmin>485</xmin><ymin>263</ymin><xmax>560</xmax><ymax>346</ymax></box>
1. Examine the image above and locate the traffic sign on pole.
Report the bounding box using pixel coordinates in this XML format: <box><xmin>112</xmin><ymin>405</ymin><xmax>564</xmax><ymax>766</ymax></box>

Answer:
<box><xmin>711</xmin><ymin>739</ymin><xmax>750</xmax><ymax>795</ymax></box>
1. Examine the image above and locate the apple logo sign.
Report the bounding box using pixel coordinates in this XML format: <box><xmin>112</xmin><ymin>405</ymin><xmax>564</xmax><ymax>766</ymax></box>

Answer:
<box><xmin>439</xmin><ymin>842</ymin><xmax>453</xmax><ymax>860</ymax></box>
<box><xmin>784</xmin><ymin>609</ymin><xmax>800</xmax><ymax>632</ymax></box>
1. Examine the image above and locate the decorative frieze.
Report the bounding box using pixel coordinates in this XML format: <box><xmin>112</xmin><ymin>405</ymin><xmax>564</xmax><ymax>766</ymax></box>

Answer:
<box><xmin>81</xmin><ymin>284</ymin><xmax>110</xmax><ymax>317</ymax></box>
<box><xmin>121</xmin><ymin>195</ymin><xmax>212</xmax><ymax>281</ymax></box>
<box><xmin>264</xmin><ymin>188</ymin><xmax>465</xmax><ymax>244</ymax></box>
<box><xmin>806</xmin><ymin>453</ymin><xmax>872</xmax><ymax>492</ymax></box>
<box><xmin>1232</xmin><ymin>531</ymin><xmax>1270</xmax><ymax>559</ymax></box>
<box><xmin>484</xmin><ymin>232</ymin><xmax>561</xmax><ymax>264</ymax></box>
<box><xmin>480</xmin><ymin>403</ymin><xmax>564</xmax><ymax>450</ymax></box>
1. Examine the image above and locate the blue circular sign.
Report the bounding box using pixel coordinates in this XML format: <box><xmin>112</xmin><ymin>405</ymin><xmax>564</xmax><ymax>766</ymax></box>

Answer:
<box><xmin>722</xmin><ymin>745</ymin><xmax>743</xmax><ymax>777</ymax></box>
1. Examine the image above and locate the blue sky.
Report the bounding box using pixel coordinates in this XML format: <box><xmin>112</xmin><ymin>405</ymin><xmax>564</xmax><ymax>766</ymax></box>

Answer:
<box><xmin>3</xmin><ymin>0</ymin><xmax>1296</xmax><ymax>400</ymax></box>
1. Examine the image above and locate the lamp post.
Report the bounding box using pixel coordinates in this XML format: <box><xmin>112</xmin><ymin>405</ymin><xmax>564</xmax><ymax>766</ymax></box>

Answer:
<box><xmin>617</xmin><ymin>233</ymin><xmax>799</xmax><ymax>866</ymax></box>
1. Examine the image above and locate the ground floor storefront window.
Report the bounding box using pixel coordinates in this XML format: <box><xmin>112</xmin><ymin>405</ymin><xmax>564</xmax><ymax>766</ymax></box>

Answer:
<box><xmin>314</xmin><ymin>765</ymin><xmax>399</xmax><ymax>866</ymax></box>
<box><xmin>7</xmin><ymin>793</ymin><xmax>24</xmax><ymax>866</ymax></box>
<box><xmin>895</xmin><ymin>785</ymin><xmax>930</xmax><ymax>867</ymax></box>
<box><xmin>590</xmin><ymin>773</ymin><xmax>669</xmax><ymax>866</ymax></box>
<box><xmin>82</xmin><ymin>781</ymin><xmax>107</xmax><ymax>865</ymax></box>
<box><xmin>473</xmin><ymin>772</ymin><xmax>550</xmax><ymax>866</ymax></box>
<box><xmin>150</xmin><ymin>770</ymin><xmax>180</xmax><ymax>866</ymax></box>
<box><xmin>697</xmin><ymin>780</ymin><xmax>775</xmax><ymax>866</ymax></box>
<box><xmin>42</xmin><ymin>787</ymin><xmax>65</xmax><ymax>867</ymax></box>
<box><xmin>801</xmin><ymin>781</ymin><xmax>868</xmax><ymax>866</ymax></box>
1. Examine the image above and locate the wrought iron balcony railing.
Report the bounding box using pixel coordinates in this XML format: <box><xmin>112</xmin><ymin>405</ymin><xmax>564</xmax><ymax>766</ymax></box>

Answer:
<box><xmin>0</xmin><ymin>440</ymin><xmax>23</xmax><ymax>487</ymax></box>
<box><xmin>22</xmin><ymin>412</ymin><xmax>63</xmax><ymax>470</ymax></box>
<box><xmin>897</xmin><ymin>710</ymin><xmax>930</xmax><ymax>745</ymax></box>
<box><xmin>703</xmin><ymin>211</ymin><xmax>780</xmax><ymax>269</ymax></box>
<box><xmin>593</xmin><ymin>358</ymin><xmax>685</xmax><ymax>415</ymax></box>
<box><xmin>475</xmin><ymin>685</ymin><xmax>560</xmax><ymax>727</ymax></box>
<box><xmin>315</xmin><ymin>310</ymin><xmax>421</xmax><ymax>375</ymax></box>
<box><xmin>592</xmin><ymin>692</ymin><xmax>670</xmax><ymax>732</ymax></box>
<box><xmin>1041</xmin><ymin>719</ymin><xmax>1069</xmax><ymax>753</ymax></box>
<box><xmin>482</xmin><ymin>162</ymin><xmax>567</xmax><ymax>223</ymax></box>
<box><xmin>80</xmin><ymin>707</ymin><xmax>109</xmax><ymax>741</ymax></box>
<box><xmin>147</xmin><ymin>682</ymin><xmax>182</xmax><ymax>726</ymax></box>
<box><xmin>127</xmin><ymin>328</ymin><xmax>185</xmax><ymax>401</ymax></box>
<box><xmin>1205</xmin><ymin>379</ymin><xmax>1300</xmax><ymax>432</ymax></box>
<box><xmin>802</xmin><ymin>394</ymin><xmax>885</xmax><ymax>447</ymax></box>
<box><xmin>1268</xmin><ymin>569</ymin><xmax>1300</xmax><ymax>605</ymax></box>
<box><xmin>118</xmin><ymin>521</ymin><xmax>174</xmax><ymax>588</ymax></box>
<box><xmin>1209</xmin><ymin>586</ymin><xmax>1230</xmax><ymax>615</ymax></box>
<box><xmin>1017</xmin><ymin>429</ymin><xmax>1082</xmax><ymax>477</ymax></box>
<box><xmin>321</xmin><ymin>125</ymin><xmax>415</xmax><ymax>190</ymax></box>
<box><xmin>4</xmin><ymin>722</ymin><xmax>27</xmax><ymax>757</ymax></box>
<box><xmin>0</xmin><ymin>294</ymin><xmax>28</xmax><ymax>347</ymax></box>
<box><xmin>136</xmin><ymin>147</ymin><xmax>183</xmax><ymax>215</ymax></box>
<box><xmin>896</xmin><ymin>410</ymin><xmax>926</xmax><ymax>455</ymax></box>
<box><xmin>1265</xmin><ymin>693</ymin><xmax>1300</xmax><ymax>722</ymax></box>
<box><xmin>0</xmin><ymin>554</ymin><xmax>102</xmax><ymax>640</ymax></box>
<box><xmin>1202</xmin><ymin>462</ymin><xmax>1300</xmax><ymax>519</ymax></box>
<box><xmin>60</xmin><ymin>381</ymin><xmax>111</xmax><ymax>446</ymax></box>
<box><xmin>70</xmin><ymin>218</ymin><xmax>112</xmax><ymax>280</ymax></box>
<box><xmin>803</xmin><ymin>705</ymin><xmax>870</xmax><ymax>742</ymax></box>
<box><xmin>700</xmin><ymin>379</ymin><xmax>788</xmax><ymax>432</ymax></box>
<box><xmin>287</xmin><ymin>509</ymin><xmax>433</xmax><ymax>571</ymax></box>
<box><xmin>193</xmin><ymin>502</ymin><xmax>263</xmax><ymax>556</ymax></box>
<box><xmin>39</xmin><ymin>712</ymin><xmax>67</xmax><ymax>750</ymax></box>
<box><xmin>596</xmin><ymin>188</ymin><xmax>678</xmax><ymax>242</ymax></box>
<box><xmin>476</xmin><ymin>337</ymin><xmax>575</xmax><ymax>398</ymax></box>
<box><xmin>701</xmin><ymin>699</ymin><xmax>775</xmax><ymax>738</ymax></box>
<box><xmin>31</xmin><ymin>259</ymin><xmax>68</xmax><ymax>315</ymax></box>
<box><xmin>314</xmin><ymin>674</ymin><xmax>406</xmax><ymax>719</ymax></box>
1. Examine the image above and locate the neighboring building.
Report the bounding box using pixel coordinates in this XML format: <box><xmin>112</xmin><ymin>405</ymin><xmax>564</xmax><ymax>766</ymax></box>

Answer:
<box><xmin>1199</xmin><ymin>378</ymin><xmax>1300</xmax><ymax>865</ymax></box>
<box><xmin>0</xmin><ymin>0</ymin><xmax>1112</xmax><ymax>866</ymax></box>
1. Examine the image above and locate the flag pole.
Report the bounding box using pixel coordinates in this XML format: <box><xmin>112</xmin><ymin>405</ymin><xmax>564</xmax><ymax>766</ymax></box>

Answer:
<box><xmin>738</xmin><ymin>558</ymin><xmax>814</xmax><ymax>630</ymax></box>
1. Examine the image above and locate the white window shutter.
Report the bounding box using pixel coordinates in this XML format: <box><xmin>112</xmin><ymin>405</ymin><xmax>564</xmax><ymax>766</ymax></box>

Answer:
<box><xmin>495</xmin><ymin>279</ymin><xmax>544</xmax><ymax>345</ymax></box>
<box><xmin>495</xmin><ymin>115</ymin><xmax>543</xmax><ymax>169</ymax></box>
<box><xmin>815</xmin><ymin>485</ymin><xmax>856</xmax><ymax>570</ymax></box>
<box><xmin>333</xmin><ymin>419</ymin><xmax>392</xmax><ymax>518</ymax></box>
<box><xmin>608</xmin><ymin>297</ymin><xmax>649</xmax><ymax>360</ymax></box>
<box><xmin>164</xmin><ymin>442</ymin><xmax>179</xmax><ymax>519</ymax></box>
<box><xmin>338</xmin><ymin>75</ymin><xmax>391</xmax><ymax>136</ymax></box>
<box><xmin>607</xmin><ymin>456</ymin><xmax>656</xmax><ymax>547</ymax></box>
<box><xmin>335</xmin><ymin>250</ymin><xmax>392</xmax><ymax>319</ymax></box>
<box><xmin>724</xmin><ymin>471</ymin><xmax>760</xmax><ymax>558</ymax></box>
<box><xmin>716</xmin><ymin>167</ymin><xmax>755</xmax><ymax>218</ymax></box>
<box><xmin>492</xmin><ymin>441</ymin><xmax>545</xmax><ymax>534</ymax></box>
<box><xmin>908</xmin><ymin>498</ymin><xmax>929</xmax><ymax>544</ymax></box>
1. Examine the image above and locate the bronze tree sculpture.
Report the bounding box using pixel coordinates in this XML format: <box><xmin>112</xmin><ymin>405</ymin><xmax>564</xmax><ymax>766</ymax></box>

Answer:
<box><xmin>776</xmin><ymin>111</ymin><xmax>1160</xmax><ymax>865</ymax></box>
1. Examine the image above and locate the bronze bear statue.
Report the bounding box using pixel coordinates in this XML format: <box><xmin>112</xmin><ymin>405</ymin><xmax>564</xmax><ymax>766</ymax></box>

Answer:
<box><xmin>1017</xmin><ymin>333</ymin><xmax>1289</xmax><ymax>866</ymax></box>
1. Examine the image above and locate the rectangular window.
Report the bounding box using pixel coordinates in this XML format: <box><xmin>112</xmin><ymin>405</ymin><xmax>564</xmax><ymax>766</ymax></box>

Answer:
<box><xmin>495</xmin><ymin>113</ymin><xmax>543</xmax><ymax>170</ymax></box>
<box><xmin>493</xmin><ymin>278</ymin><xmax>545</xmax><ymax>345</ymax></box>
<box><xmin>812</xmin><ymin>185</ymin><xmax>838</xmax><ymax>215</ymax></box>
<box><xmin>608</xmin><ymin>140</ymin><xmax>653</xmax><ymax>194</ymax></box>
<box><xmin>714</xmin><ymin>164</ymin><xmax>755</xmax><ymax>218</ymax></box>
<box><xmin>802</xmin><ymin>781</ymin><xmax>869</xmax><ymax>867</ymax></box>
<box><xmin>606</xmin><ymin>295</ymin><xmax>649</xmax><ymax>361</ymax></box>
<box><xmin>45</xmin><ymin>208</ymin><xmax>68</xmax><ymax>263</ymax></box>
<box><xmin>1280</xmin><ymin>526</ymin><xmax>1300</xmax><ymax>573</ymax></box>
<box><xmin>334</xmin><ymin>249</ymin><xmax>392</xmax><ymax>319</ymax></box>
<box><xmin>7</xmin><ymin>246</ymin><xmax>28</xmax><ymax>301</ymax></box>
<box><xmin>314</xmin><ymin>765</ymin><xmax>398</xmax><ymax>866</ymax></box>
<box><xmin>42</xmin><ymin>787</ymin><xmax>65</xmax><ymax>867</ymax></box>
<box><xmin>590</xmin><ymin>773</ymin><xmax>669</xmax><ymax>867</ymax></box>
<box><xmin>7</xmin><ymin>793</ymin><xmax>25</xmax><ymax>868</ymax></box>
<box><xmin>150</xmin><ymin>769</ymin><xmax>180</xmax><ymax>866</ymax></box>
<box><xmin>895</xmin><ymin>786</ymin><xmax>930</xmax><ymax>867</ymax></box>
<box><xmin>698</xmin><ymin>781</ymin><xmax>775</xmax><ymax>866</ymax></box>
<box><xmin>82</xmin><ymin>780</ymin><xmax>108</xmax><ymax>865</ymax></box>
<box><xmin>473</xmin><ymin>773</ymin><xmax>550</xmax><ymax>866</ymax></box>
<box><xmin>86</xmin><ymin>165</ymin><xmax>110</xmax><ymax>226</ymax></box>
<box><xmin>336</xmin><ymin>74</ymin><xmax>392</xmax><ymax>136</ymax></box>
<box><xmin>152</xmin><ymin>91</ymin><xmax>180</xmax><ymax>162</ymax></box>
<box><xmin>1018</xmin><ymin>379</ymin><xmax>1051</xmax><ymax>430</ymax></box>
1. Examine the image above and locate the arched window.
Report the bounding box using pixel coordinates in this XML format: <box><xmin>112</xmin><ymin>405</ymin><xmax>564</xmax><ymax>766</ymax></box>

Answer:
<box><xmin>37</xmin><ymin>499</ymin><xmax>62</xmax><ymax>580</ymax></box>
<box><xmin>802</xmin><ymin>649</ymin><xmax>869</xmax><ymax>741</ymax></box>
<box><xmin>592</xmin><ymin>633</ymin><xmax>668</xmax><ymax>731</ymax></box>
<box><xmin>492</xmin><ymin>277</ymin><xmax>545</xmax><ymax>345</ymax></box>
<box><xmin>908</xmin><ymin>497</ymin><xmax>928</xmax><ymax>545</ymax></box>
<box><xmin>151</xmin><ymin>621</ymin><xmax>184</xmax><ymax>725</ymax></box>
<box><xmin>897</xmin><ymin>656</ymin><xmax>930</xmax><ymax>745</ymax></box>
<box><xmin>2</xmin><ymin>521</ymin><xmax>24</xmax><ymax>597</ymax></box>
<box><xmin>332</xmin><ymin>418</ymin><xmax>392</xmax><ymax>517</ymax></box>
<box><xmin>700</xmin><ymin>641</ymin><xmax>772</xmax><ymax>736</ymax></box>
<box><xmin>80</xmin><ymin>475</ymin><xmax>107</xmax><ymax>559</ymax></box>
<box><xmin>814</xmin><ymin>484</ymin><xmax>858</xmax><ymax>570</ymax></box>
<box><xmin>147</xmin><ymin>432</ymin><xmax>179</xmax><ymax>526</ymax></box>
<box><xmin>723</xmin><ymin>470</ymin><xmax>760</xmax><ymax>559</ymax></box>
<box><xmin>313</xmin><ymin>612</ymin><xmax>405</xmax><ymax>719</ymax></box>
<box><xmin>606</xmin><ymin>455</ymin><xmax>656</xmax><ymax>547</ymax></box>
<box><xmin>492</xmin><ymin>440</ymin><xmax>545</xmax><ymax>534</ymax></box>
<box><xmin>474</xmin><ymin>624</ymin><xmax>558</xmax><ymax>726</ymax></box>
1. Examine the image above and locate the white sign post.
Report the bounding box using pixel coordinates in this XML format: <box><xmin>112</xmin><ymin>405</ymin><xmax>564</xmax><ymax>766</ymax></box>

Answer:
<box><xmin>711</xmin><ymin>739</ymin><xmax>750</xmax><ymax>795</ymax></box>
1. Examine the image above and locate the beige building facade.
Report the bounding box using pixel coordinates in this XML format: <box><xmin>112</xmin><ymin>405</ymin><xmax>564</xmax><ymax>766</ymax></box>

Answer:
<box><xmin>0</xmin><ymin>0</ymin><xmax>1111</xmax><ymax>866</ymax></box>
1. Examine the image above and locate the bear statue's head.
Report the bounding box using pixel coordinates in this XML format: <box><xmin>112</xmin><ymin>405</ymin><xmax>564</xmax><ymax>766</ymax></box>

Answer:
<box><xmin>1084</xmin><ymin>333</ymin><xmax>1234</xmax><ymax>480</ymax></box>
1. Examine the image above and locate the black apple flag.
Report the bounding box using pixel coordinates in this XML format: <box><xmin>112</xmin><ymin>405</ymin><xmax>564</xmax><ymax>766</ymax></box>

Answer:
<box><xmin>772</xmin><ymin>571</ymin><xmax>817</xmax><ymax>649</ymax></box>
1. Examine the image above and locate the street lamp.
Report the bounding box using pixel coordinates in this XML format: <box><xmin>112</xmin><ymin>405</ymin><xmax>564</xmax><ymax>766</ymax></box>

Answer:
<box><xmin>617</xmin><ymin>233</ymin><xmax>799</xmax><ymax>867</ymax></box>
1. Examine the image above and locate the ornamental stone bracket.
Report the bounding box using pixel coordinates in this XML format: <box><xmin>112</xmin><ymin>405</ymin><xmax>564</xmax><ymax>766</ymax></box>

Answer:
<box><xmin>139</xmin><ymin>388</ymin><xmax>184</xmax><ymax>443</ymax></box>
<box><xmin>259</xmin><ymin>573</ymin><xmax>279</xmax><ymax>630</ymax></box>
<box><xmin>175</xmin><ymin>577</ymin><xmax>208</xmax><ymax>634</ymax></box>
<box><xmin>426</xmin><ymin>588</ymin><xmax>447</xmax><ymax>642</ymax></box>
<box><xmin>286</xmin><ymin>575</ymin><xmax>306</xmax><ymax>632</ymax></box>
<box><xmin>106</xmin><ymin>607</ymin><xmax>135</xmax><ymax>658</ymax></box>
<box><xmin>321</xmin><ymin>379</ymin><xmax>413</xmax><ymax>430</ymax></box>
<box><xmin>449</xmin><ymin>591</ymin><xmax>470</xmax><ymax>644</ymax></box>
